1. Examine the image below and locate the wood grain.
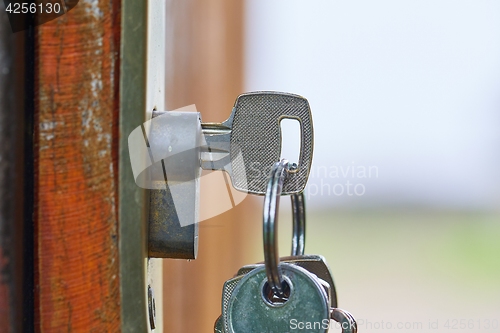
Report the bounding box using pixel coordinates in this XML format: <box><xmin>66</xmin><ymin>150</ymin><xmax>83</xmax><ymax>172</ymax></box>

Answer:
<box><xmin>35</xmin><ymin>1</ymin><xmax>121</xmax><ymax>331</ymax></box>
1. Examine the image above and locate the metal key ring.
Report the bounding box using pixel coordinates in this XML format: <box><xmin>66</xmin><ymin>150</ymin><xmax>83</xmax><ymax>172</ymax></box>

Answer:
<box><xmin>291</xmin><ymin>191</ymin><xmax>305</xmax><ymax>256</ymax></box>
<box><xmin>263</xmin><ymin>159</ymin><xmax>306</xmax><ymax>297</ymax></box>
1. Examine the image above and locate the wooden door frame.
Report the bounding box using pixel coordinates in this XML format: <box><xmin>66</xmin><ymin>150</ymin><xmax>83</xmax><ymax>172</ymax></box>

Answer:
<box><xmin>1</xmin><ymin>1</ymin><xmax>248</xmax><ymax>331</ymax></box>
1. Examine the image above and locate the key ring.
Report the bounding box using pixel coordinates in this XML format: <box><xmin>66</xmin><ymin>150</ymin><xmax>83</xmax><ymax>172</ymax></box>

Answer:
<box><xmin>263</xmin><ymin>159</ymin><xmax>306</xmax><ymax>298</ymax></box>
<box><xmin>291</xmin><ymin>191</ymin><xmax>305</xmax><ymax>256</ymax></box>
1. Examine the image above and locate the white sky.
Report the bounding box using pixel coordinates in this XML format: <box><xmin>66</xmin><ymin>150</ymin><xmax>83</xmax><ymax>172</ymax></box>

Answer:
<box><xmin>245</xmin><ymin>0</ymin><xmax>500</xmax><ymax>210</ymax></box>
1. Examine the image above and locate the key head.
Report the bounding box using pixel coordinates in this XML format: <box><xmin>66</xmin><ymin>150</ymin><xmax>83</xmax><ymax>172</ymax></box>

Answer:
<box><xmin>225</xmin><ymin>263</ymin><xmax>329</xmax><ymax>333</ymax></box>
<box><xmin>279</xmin><ymin>255</ymin><xmax>337</xmax><ymax>307</ymax></box>
<box><xmin>230</xmin><ymin>91</ymin><xmax>314</xmax><ymax>194</ymax></box>
<box><xmin>236</xmin><ymin>255</ymin><xmax>337</xmax><ymax>308</ymax></box>
<box><xmin>221</xmin><ymin>274</ymin><xmax>246</xmax><ymax>333</ymax></box>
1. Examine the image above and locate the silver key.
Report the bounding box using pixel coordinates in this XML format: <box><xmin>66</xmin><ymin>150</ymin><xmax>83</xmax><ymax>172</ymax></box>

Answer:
<box><xmin>201</xmin><ymin>91</ymin><xmax>314</xmax><ymax>194</ymax></box>
<box><xmin>216</xmin><ymin>266</ymin><xmax>355</xmax><ymax>333</ymax></box>
<box><xmin>215</xmin><ymin>192</ymin><xmax>303</xmax><ymax>331</ymax></box>
<box><xmin>236</xmin><ymin>255</ymin><xmax>337</xmax><ymax>307</ymax></box>
<box><xmin>214</xmin><ymin>160</ymin><xmax>357</xmax><ymax>332</ymax></box>
<box><xmin>219</xmin><ymin>264</ymin><xmax>334</xmax><ymax>332</ymax></box>
<box><xmin>216</xmin><ymin>270</ymin><xmax>356</xmax><ymax>333</ymax></box>
<box><xmin>236</xmin><ymin>255</ymin><xmax>338</xmax><ymax>308</ymax></box>
<box><xmin>216</xmin><ymin>274</ymin><xmax>331</xmax><ymax>333</ymax></box>
<box><xmin>225</xmin><ymin>263</ymin><xmax>330</xmax><ymax>333</ymax></box>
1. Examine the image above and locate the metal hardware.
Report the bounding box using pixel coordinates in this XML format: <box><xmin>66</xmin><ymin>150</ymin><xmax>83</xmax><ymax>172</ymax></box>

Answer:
<box><xmin>147</xmin><ymin>110</ymin><xmax>200</xmax><ymax>259</ymax></box>
<box><xmin>291</xmin><ymin>191</ymin><xmax>305</xmax><ymax>256</ymax></box>
<box><xmin>146</xmin><ymin>92</ymin><xmax>313</xmax><ymax>259</ymax></box>
<box><xmin>225</xmin><ymin>264</ymin><xmax>330</xmax><ymax>333</ymax></box>
<box><xmin>201</xmin><ymin>91</ymin><xmax>314</xmax><ymax>195</ymax></box>
<box><xmin>263</xmin><ymin>159</ymin><xmax>294</xmax><ymax>297</ymax></box>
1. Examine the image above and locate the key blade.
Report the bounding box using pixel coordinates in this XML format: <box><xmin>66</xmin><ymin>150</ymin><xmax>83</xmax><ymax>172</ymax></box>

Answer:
<box><xmin>200</xmin><ymin>155</ymin><xmax>231</xmax><ymax>172</ymax></box>
<box><xmin>201</xmin><ymin>126</ymin><xmax>231</xmax><ymax>154</ymax></box>
<box><xmin>202</xmin><ymin>122</ymin><xmax>231</xmax><ymax>135</ymax></box>
<box><xmin>200</xmin><ymin>111</ymin><xmax>234</xmax><ymax>172</ymax></box>
<box><xmin>200</xmin><ymin>123</ymin><xmax>231</xmax><ymax>171</ymax></box>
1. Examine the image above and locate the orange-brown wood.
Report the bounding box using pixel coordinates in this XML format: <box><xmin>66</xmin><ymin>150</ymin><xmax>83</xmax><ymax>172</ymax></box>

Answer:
<box><xmin>35</xmin><ymin>1</ymin><xmax>121</xmax><ymax>331</ymax></box>
<box><xmin>163</xmin><ymin>1</ymin><xmax>261</xmax><ymax>331</ymax></box>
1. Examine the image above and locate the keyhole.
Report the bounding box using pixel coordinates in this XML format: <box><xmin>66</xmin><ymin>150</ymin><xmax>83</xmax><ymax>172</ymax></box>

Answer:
<box><xmin>280</xmin><ymin>118</ymin><xmax>301</xmax><ymax>166</ymax></box>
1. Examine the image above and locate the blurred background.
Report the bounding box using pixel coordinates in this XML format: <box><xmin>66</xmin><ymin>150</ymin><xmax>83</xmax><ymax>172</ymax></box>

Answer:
<box><xmin>164</xmin><ymin>1</ymin><xmax>500</xmax><ymax>332</ymax></box>
<box><xmin>247</xmin><ymin>0</ymin><xmax>500</xmax><ymax>211</ymax></box>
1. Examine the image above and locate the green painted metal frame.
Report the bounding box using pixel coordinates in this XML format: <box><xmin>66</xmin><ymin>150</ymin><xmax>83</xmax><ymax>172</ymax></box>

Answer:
<box><xmin>119</xmin><ymin>0</ymin><xmax>149</xmax><ymax>331</ymax></box>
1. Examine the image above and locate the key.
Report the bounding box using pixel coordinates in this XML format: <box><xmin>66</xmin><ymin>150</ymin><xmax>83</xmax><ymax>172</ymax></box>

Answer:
<box><xmin>219</xmin><ymin>272</ymin><xmax>246</xmax><ymax>333</ymax></box>
<box><xmin>216</xmin><ymin>266</ymin><xmax>357</xmax><ymax>333</ymax></box>
<box><xmin>215</xmin><ymin>264</ymin><xmax>336</xmax><ymax>333</ymax></box>
<box><xmin>286</xmin><ymin>255</ymin><xmax>337</xmax><ymax>308</ymax></box>
<box><xmin>217</xmin><ymin>264</ymin><xmax>333</xmax><ymax>332</ymax></box>
<box><xmin>218</xmin><ymin>263</ymin><xmax>334</xmax><ymax>332</ymax></box>
<box><xmin>225</xmin><ymin>263</ymin><xmax>330</xmax><ymax>333</ymax></box>
<box><xmin>236</xmin><ymin>254</ymin><xmax>338</xmax><ymax>308</ymax></box>
<box><xmin>215</xmin><ymin>186</ymin><xmax>302</xmax><ymax>332</ymax></box>
<box><xmin>201</xmin><ymin>91</ymin><xmax>314</xmax><ymax>194</ymax></box>
<box><xmin>214</xmin><ymin>160</ymin><xmax>357</xmax><ymax>332</ymax></box>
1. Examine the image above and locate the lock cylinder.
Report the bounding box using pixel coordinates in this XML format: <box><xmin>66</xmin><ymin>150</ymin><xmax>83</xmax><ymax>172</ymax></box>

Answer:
<box><xmin>147</xmin><ymin>111</ymin><xmax>202</xmax><ymax>259</ymax></box>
